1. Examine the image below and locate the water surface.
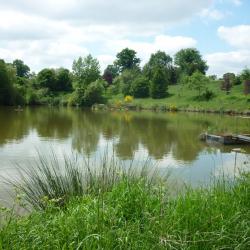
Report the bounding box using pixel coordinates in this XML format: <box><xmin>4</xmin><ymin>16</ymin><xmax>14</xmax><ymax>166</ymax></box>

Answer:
<box><xmin>0</xmin><ymin>107</ymin><xmax>249</xmax><ymax>196</ymax></box>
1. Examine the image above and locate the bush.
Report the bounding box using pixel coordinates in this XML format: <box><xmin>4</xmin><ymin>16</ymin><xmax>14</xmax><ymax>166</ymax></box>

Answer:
<box><xmin>200</xmin><ymin>89</ymin><xmax>215</xmax><ymax>101</ymax></box>
<box><xmin>106</xmin><ymin>84</ymin><xmax>119</xmax><ymax>96</ymax></box>
<box><xmin>124</xmin><ymin>95</ymin><xmax>134</xmax><ymax>103</ymax></box>
<box><xmin>84</xmin><ymin>79</ymin><xmax>105</xmax><ymax>107</ymax></box>
<box><xmin>131</xmin><ymin>76</ymin><xmax>149</xmax><ymax>98</ymax></box>
<box><xmin>115</xmin><ymin>68</ymin><xmax>141</xmax><ymax>96</ymax></box>
<box><xmin>150</xmin><ymin>67</ymin><xmax>168</xmax><ymax>99</ymax></box>
<box><xmin>68</xmin><ymin>87</ymin><xmax>85</xmax><ymax>106</ymax></box>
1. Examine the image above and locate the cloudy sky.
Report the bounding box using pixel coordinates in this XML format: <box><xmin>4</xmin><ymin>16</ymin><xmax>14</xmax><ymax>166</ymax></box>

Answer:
<box><xmin>0</xmin><ymin>0</ymin><xmax>249</xmax><ymax>76</ymax></box>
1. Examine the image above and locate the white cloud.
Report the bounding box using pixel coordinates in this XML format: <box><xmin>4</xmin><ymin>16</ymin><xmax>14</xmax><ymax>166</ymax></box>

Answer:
<box><xmin>105</xmin><ymin>35</ymin><xmax>197</xmax><ymax>65</ymax></box>
<box><xmin>0</xmin><ymin>0</ymin><xmax>208</xmax><ymax>72</ymax></box>
<box><xmin>205</xmin><ymin>50</ymin><xmax>250</xmax><ymax>76</ymax></box>
<box><xmin>218</xmin><ymin>25</ymin><xmax>250</xmax><ymax>48</ymax></box>
<box><xmin>0</xmin><ymin>0</ymin><xmax>211</xmax><ymax>24</ymax></box>
<box><xmin>200</xmin><ymin>8</ymin><xmax>225</xmax><ymax>20</ymax></box>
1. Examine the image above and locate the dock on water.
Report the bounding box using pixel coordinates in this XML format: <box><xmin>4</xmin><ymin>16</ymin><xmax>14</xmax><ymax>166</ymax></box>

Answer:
<box><xmin>199</xmin><ymin>133</ymin><xmax>250</xmax><ymax>145</ymax></box>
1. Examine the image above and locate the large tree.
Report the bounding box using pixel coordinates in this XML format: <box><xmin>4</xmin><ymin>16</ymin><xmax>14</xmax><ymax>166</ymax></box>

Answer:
<box><xmin>115</xmin><ymin>48</ymin><xmax>141</xmax><ymax>72</ymax></box>
<box><xmin>150</xmin><ymin>66</ymin><xmax>168</xmax><ymax>99</ymax></box>
<box><xmin>13</xmin><ymin>59</ymin><xmax>30</xmax><ymax>78</ymax></box>
<box><xmin>143</xmin><ymin>51</ymin><xmax>172</xmax><ymax>82</ymax></box>
<box><xmin>72</xmin><ymin>54</ymin><xmax>100</xmax><ymax>87</ymax></box>
<box><xmin>0</xmin><ymin>60</ymin><xmax>15</xmax><ymax>105</ymax></box>
<box><xmin>37</xmin><ymin>68</ymin><xmax>57</xmax><ymax>91</ymax></box>
<box><xmin>174</xmin><ymin>48</ymin><xmax>208</xmax><ymax>76</ymax></box>
<box><xmin>56</xmin><ymin>68</ymin><xmax>72</xmax><ymax>92</ymax></box>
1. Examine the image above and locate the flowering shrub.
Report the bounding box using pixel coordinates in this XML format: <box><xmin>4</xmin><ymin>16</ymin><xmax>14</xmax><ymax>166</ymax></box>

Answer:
<box><xmin>124</xmin><ymin>95</ymin><xmax>134</xmax><ymax>103</ymax></box>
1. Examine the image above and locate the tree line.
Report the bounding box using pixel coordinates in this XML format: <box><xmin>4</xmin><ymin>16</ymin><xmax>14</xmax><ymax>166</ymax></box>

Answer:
<box><xmin>0</xmin><ymin>48</ymin><xmax>249</xmax><ymax>106</ymax></box>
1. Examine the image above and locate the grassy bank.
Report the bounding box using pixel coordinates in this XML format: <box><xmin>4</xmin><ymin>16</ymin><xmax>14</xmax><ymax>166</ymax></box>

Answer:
<box><xmin>0</xmin><ymin>154</ymin><xmax>249</xmax><ymax>249</ymax></box>
<box><xmin>109</xmin><ymin>82</ymin><xmax>250</xmax><ymax>114</ymax></box>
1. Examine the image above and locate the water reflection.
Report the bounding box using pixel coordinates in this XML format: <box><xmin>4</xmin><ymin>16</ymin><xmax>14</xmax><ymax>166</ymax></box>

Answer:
<box><xmin>0</xmin><ymin>107</ymin><xmax>250</xmax><ymax>162</ymax></box>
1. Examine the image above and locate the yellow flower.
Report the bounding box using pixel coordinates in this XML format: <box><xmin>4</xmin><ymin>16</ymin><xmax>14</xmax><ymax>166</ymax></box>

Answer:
<box><xmin>124</xmin><ymin>95</ymin><xmax>134</xmax><ymax>103</ymax></box>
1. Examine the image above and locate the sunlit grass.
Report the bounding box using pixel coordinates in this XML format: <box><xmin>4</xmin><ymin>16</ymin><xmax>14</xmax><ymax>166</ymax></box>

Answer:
<box><xmin>0</xmin><ymin>152</ymin><xmax>249</xmax><ymax>249</ymax></box>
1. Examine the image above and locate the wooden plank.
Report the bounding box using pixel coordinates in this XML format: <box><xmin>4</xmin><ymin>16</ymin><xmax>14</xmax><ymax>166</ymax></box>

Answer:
<box><xmin>236</xmin><ymin>135</ymin><xmax>250</xmax><ymax>143</ymax></box>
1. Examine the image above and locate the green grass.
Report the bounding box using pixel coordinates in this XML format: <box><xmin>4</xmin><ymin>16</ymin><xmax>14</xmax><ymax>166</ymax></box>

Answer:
<box><xmin>0</xmin><ymin>153</ymin><xmax>249</xmax><ymax>249</ymax></box>
<box><xmin>109</xmin><ymin>82</ymin><xmax>250</xmax><ymax>112</ymax></box>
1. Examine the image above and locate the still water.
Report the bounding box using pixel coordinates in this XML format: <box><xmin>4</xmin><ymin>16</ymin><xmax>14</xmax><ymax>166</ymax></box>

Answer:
<box><xmin>0</xmin><ymin>107</ymin><xmax>249</xmax><ymax>191</ymax></box>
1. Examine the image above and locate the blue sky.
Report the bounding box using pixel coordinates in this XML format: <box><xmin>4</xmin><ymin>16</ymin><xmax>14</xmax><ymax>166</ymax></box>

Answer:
<box><xmin>0</xmin><ymin>0</ymin><xmax>249</xmax><ymax>76</ymax></box>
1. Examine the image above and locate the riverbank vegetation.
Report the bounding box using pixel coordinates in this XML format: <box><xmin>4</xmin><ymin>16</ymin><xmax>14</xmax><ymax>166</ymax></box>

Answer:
<box><xmin>0</xmin><ymin>48</ymin><xmax>250</xmax><ymax>111</ymax></box>
<box><xmin>0</xmin><ymin>154</ymin><xmax>249</xmax><ymax>249</ymax></box>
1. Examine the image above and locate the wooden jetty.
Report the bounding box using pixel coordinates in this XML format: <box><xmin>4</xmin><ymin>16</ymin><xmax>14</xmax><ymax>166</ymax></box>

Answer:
<box><xmin>199</xmin><ymin>133</ymin><xmax>250</xmax><ymax>145</ymax></box>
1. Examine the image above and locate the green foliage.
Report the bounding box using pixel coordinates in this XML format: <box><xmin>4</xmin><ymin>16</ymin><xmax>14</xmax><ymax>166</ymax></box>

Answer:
<box><xmin>143</xmin><ymin>51</ymin><xmax>172</xmax><ymax>80</ymax></box>
<box><xmin>233</xmin><ymin>75</ymin><xmax>242</xmax><ymax>85</ymax></box>
<box><xmin>1</xmin><ymin>163</ymin><xmax>250</xmax><ymax>249</ymax></box>
<box><xmin>72</xmin><ymin>54</ymin><xmax>100</xmax><ymax>86</ymax></box>
<box><xmin>55</xmin><ymin>68</ymin><xmax>72</xmax><ymax>92</ymax></box>
<box><xmin>12</xmin><ymin>59</ymin><xmax>30</xmax><ymax>78</ymax></box>
<box><xmin>187</xmin><ymin>71</ymin><xmax>210</xmax><ymax>99</ymax></box>
<box><xmin>0</xmin><ymin>59</ymin><xmax>16</xmax><ymax>105</ymax></box>
<box><xmin>106</xmin><ymin>84</ymin><xmax>119</xmax><ymax>96</ymax></box>
<box><xmin>68</xmin><ymin>87</ymin><xmax>85</xmax><ymax>106</ymax></box>
<box><xmin>37</xmin><ymin>68</ymin><xmax>57</xmax><ymax>91</ymax></box>
<box><xmin>117</xmin><ymin>68</ymin><xmax>141</xmax><ymax>96</ymax></box>
<box><xmin>103</xmin><ymin>64</ymin><xmax>119</xmax><ymax>85</ymax></box>
<box><xmin>131</xmin><ymin>75</ymin><xmax>149</xmax><ymax>98</ymax></box>
<box><xmin>174</xmin><ymin>48</ymin><xmax>208</xmax><ymax>76</ymax></box>
<box><xmin>84</xmin><ymin>79</ymin><xmax>105</xmax><ymax>107</ymax></box>
<box><xmin>150</xmin><ymin>66</ymin><xmax>168</xmax><ymax>99</ymax></box>
<box><xmin>115</xmin><ymin>48</ymin><xmax>141</xmax><ymax>72</ymax></box>
<box><xmin>240</xmin><ymin>68</ymin><xmax>250</xmax><ymax>81</ymax></box>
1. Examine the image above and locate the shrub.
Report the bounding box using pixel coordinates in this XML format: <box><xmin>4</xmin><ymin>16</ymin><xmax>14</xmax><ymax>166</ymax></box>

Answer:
<box><xmin>131</xmin><ymin>76</ymin><xmax>149</xmax><ymax>98</ymax></box>
<box><xmin>124</xmin><ymin>95</ymin><xmax>133</xmax><ymax>103</ymax></box>
<box><xmin>150</xmin><ymin>66</ymin><xmax>168</xmax><ymax>99</ymax></box>
<box><xmin>200</xmin><ymin>89</ymin><xmax>215</xmax><ymax>101</ymax></box>
<box><xmin>68</xmin><ymin>87</ymin><xmax>85</xmax><ymax>106</ymax></box>
<box><xmin>106</xmin><ymin>84</ymin><xmax>119</xmax><ymax>96</ymax></box>
<box><xmin>84</xmin><ymin>79</ymin><xmax>105</xmax><ymax>107</ymax></box>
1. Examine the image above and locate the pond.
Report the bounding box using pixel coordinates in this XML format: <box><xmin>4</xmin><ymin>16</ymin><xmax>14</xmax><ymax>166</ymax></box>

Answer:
<box><xmin>0</xmin><ymin>107</ymin><xmax>249</xmax><ymax>204</ymax></box>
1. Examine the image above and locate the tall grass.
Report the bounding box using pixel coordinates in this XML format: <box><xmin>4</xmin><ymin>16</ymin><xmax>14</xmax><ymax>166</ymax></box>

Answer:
<box><xmin>0</xmin><ymin>153</ymin><xmax>249</xmax><ymax>249</ymax></box>
<box><xmin>9</xmin><ymin>152</ymin><xmax>162</xmax><ymax>210</ymax></box>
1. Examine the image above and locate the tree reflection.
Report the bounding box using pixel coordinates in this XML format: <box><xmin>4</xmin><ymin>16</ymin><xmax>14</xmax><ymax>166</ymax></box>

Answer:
<box><xmin>0</xmin><ymin>107</ymin><xmax>249</xmax><ymax>162</ymax></box>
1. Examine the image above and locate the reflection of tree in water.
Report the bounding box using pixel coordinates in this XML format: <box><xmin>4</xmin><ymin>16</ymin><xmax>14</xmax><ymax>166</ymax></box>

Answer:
<box><xmin>35</xmin><ymin>108</ymin><xmax>72</xmax><ymax>139</ymax></box>
<box><xmin>1</xmin><ymin>107</ymin><xmax>250</xmax><ymax>162</ymax></box>
<box><xmin>132</xmin><ymin>116</ymin><xmax>172</xmax><ymax>160</ymax></box>
<box><xmin>0</xmin><ymin>107</ymin><xmax>33</xmax><ymax>145</ymax></box>
<box><xmin>114</xmin><ymin>115</ymin><xmax>139</xmax><ymax>159</ymax></box>
<box><xmin>71</xmin><ymin>110</ymin><xmax>101</xmax><ymax>156</ymax></box>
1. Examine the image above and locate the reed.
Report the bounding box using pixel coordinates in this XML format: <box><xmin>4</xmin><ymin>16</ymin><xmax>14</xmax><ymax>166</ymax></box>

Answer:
<box><xmin>9</xmin><ymin>152</ymin><xmax>161</xmax><ymax>210</ymax></box>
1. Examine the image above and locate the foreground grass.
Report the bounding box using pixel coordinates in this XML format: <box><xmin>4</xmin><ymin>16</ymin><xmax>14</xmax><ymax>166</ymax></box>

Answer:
<box><xmin>110</xmin><ymin>82</ymin><xmax>250</xmax><ymax>112</ymax></box>
<box><xmin>0</xmin><ymin>169</ymin><xmax>249</xmax><ymax>249</ymax></box>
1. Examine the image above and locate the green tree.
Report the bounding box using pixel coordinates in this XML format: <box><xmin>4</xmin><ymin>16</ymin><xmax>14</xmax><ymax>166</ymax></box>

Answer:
<box><xmin>0</xmin><ymin>60</ymin><xmax>15</xmax><ymax>105</ymax></box>
<box><xmin>84</xmin><ymin>79</ymin><xmax>105</xmax><ymax>106</ymax></box>
<box><xmin>55</xmin><ymin>68</ymin><xmax>72</xmax><ymax>92</ymax></box>
<box><xmin>131</xmin><ymin>75</ymin><xmax>149</xmax><ymax>98</ymax></box>
<box><xmin>240</xmin><ymin>68</ymin><xmax>250</xmax><ymax>81</ymax></box>
<box><xmin>174</xmin><ymin>48</ymin><xmax>208</xmax><ymax>76</ymax></box>
<box><xmin>188</xmin><ymin>71</ymin><xmax>210</xmax><ymax>99</ymax></box>
<box><xmin>116</xmin><ymin>68</ymin><xmax>141</xmax><ymax>96</ymax></box>
<box><xmin>13</xmin><ymin>59</ymin><xmax>30</xmax><ymax>78</ymax></box>
<box><xmin>143</xmin><ymin>51</ymin><xmax>173</xmax><ymax>85</ymax></box>
<box><xmin>150</xmin><ymin>66</ymin><xmax>168</xmax><ymax>99</ymax></box>
<box><xmin>103</xmin><ymin>64</ymin><xmax>119</xmax><ymax>85</ymax></box>
<box><xmin>37</xmin><ymin>68</ymin><xmax>56</xmax><ymax>91</ymax></box>
<box><xmin>115</xmin><ymin>48</ymin><xmax>141</xmax><ymax>72</ymax></box>
<box><xmin>72</xmin><ymin>54</ymin><xmax>100</xmax><ymax>87</ymax></box>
